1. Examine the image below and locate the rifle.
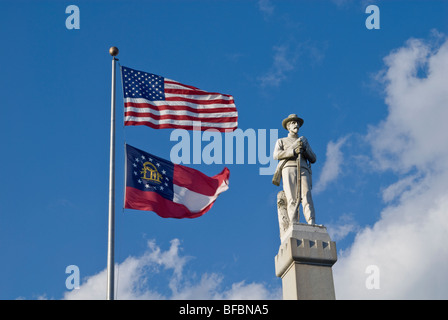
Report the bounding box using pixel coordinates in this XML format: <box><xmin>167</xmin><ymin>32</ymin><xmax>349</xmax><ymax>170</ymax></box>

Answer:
<box><xmin>291</xmin><ymin>141</ymin><xmax>303</xmax><ymax>223</ymax></box>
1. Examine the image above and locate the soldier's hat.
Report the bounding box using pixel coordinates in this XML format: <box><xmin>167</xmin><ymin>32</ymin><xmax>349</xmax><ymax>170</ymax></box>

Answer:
<box><xmin>282</xmin><ymin>114</ymin><xmax>304</xmax><ymax>130</ymax></box>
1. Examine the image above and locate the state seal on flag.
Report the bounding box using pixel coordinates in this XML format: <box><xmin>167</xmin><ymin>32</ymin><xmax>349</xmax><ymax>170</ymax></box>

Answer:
<box><xmin>126</xmin><ymin>145</ymin><xmax>175</xmax><ymax>201</ymax></box>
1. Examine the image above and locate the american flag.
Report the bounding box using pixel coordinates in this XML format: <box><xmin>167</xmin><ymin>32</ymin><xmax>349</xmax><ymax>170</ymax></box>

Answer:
<box><xmin>121</xmin><ymin>66</ymin><xmax>238</xmax><ymax>132</ymax></box>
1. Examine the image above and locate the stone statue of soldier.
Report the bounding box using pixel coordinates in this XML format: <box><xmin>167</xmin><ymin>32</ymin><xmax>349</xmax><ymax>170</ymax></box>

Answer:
<box><xmin>273</xmin><ymin>114</ymin><xmax>316</xmax><ymax>231</ymax></box>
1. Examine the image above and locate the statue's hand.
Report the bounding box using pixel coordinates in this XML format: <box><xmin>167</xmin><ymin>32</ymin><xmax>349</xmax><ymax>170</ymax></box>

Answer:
<box><xmin>291</xmin><ymin>139</ymin><xmax>303</xmax><ymax>150</ymax></box>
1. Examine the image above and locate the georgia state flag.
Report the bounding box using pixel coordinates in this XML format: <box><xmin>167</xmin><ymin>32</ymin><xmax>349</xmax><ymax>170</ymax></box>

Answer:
<box><xmin>124</xmin><ymin>144</ymin><xmax>230</xmax><ymax>219</ymax></box>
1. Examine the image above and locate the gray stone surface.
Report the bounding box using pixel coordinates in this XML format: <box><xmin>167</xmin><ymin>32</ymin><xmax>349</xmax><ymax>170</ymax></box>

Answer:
<box><xmin>280</xmin><ymin>223</ymin><xmax>331</xmax><ymax>243</ymax></box>
<box><xmin>275</xmin><ymin>223</ymin><xmax>337</xmax><ymax>300</ymax></box>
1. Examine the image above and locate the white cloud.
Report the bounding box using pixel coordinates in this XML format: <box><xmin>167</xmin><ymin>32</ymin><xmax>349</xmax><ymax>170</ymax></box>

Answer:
<box><xmin>63</xmin><ymin>239</ymin><xmax>280</xmax><ymax>300</ymax></box>
<box><xmin>314</xmin><ymin>136</ymin><xmax>349</xmax><ymax>194</ymax></box>
<box><xmin>258</xmin><ymin>45</ymin><xmax>298</xmax><ymax>87</ymax></box>
<box><xmin>258</xmin><ymin>0</ymin><xmax>274</xmax><ymax>17</ymax></box>
<box><xmin>326</xmin><ymin>213</ymin><xmax>360</xmax><ymax>242</ymax></box>
<box><xmin>367</xmin><ymin>36</ymin><xmax>448</xmax><ymax>173</ymax></box>
<box><xmin>333</xmin><ymin>34</ymin><xmax>448</xmax><ymax>299</ymax></box>
<box><xmin>380</xmin><ymin>174</ymin><xmax>420</xmax><ymax>203</ymax></box>
<box><xmin>330</xmin><ymin>0</ymin><xmax>353</xmax><ymax>8</ymax></box>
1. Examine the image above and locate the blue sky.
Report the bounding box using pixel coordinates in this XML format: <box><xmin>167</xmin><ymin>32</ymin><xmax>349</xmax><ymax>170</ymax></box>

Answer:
<box><xmin>1</xmin><ymin>0</ymin><xmax>448</xmax><ymax>300</ymax></box>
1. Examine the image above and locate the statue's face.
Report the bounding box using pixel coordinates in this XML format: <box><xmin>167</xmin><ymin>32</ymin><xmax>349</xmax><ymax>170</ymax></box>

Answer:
<box><xmin>287</xmin><ymin>121</ymin><xmax>299</xmax><ymax>134</ymax></box>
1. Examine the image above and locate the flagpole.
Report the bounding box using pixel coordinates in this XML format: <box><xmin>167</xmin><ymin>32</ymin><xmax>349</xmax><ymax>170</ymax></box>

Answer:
<box><xmin>107</xmin><ymin>46</ymin><xmax>119</xmax><ymax>300</ymax></box>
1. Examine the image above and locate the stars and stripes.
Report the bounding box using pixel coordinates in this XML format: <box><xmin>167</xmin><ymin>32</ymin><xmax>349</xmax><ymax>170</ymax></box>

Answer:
<box><xmin>121</xmin><ymin>66</ymin><xmax>238</xmax><ymax>132</ymax></box>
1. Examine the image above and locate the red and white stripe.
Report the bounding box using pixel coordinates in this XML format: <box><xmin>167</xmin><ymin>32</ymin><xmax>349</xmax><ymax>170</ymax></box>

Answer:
<box><xmin>124</xmin><ymin>78</ymin><xmax>238</xmax><ymax>132</ymax></box>
<box><xmin>125</xmin><ymin>167</ymin><xmax>230</xmax><ymax>219</ymax></box>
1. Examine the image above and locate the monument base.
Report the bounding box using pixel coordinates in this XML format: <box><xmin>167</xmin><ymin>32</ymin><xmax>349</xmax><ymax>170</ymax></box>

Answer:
<box><xmin>275</xmin><ymin>223</ymin><xmax>337</xmax><ymax>300</ymax></box>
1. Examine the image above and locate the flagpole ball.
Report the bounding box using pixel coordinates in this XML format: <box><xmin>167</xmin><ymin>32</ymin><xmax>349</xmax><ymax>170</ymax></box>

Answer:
<box><xmin>109</xmin><ymin>46</ymin><xmax>119</xmax><ymax>56</ymax></box>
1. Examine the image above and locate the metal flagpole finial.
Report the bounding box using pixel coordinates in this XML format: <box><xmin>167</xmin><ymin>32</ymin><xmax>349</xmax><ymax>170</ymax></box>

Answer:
<box><xmin>109</xmin><ymin>46</ymin><xmax>119</xmax><ymax>57</ymax></box>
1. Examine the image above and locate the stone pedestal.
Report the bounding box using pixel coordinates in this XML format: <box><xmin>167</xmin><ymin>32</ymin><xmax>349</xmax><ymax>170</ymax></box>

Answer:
<box><xmin>275</xmin><ymin>223</ymin><xmax>337</xmax><ymax>300</ymax></box>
